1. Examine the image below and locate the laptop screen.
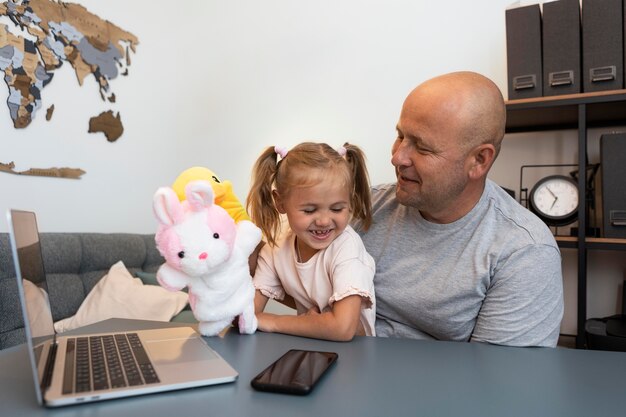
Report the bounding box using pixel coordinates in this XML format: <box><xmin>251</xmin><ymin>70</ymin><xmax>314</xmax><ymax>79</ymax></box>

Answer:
<box><xmin>10</xmin><ymin>210</ymin><xmax>47</xmax><ymax>286</ymax></box>
<box><xmin>7</xmin><ymin>209</ymin><xmax>55</xmax><ymax>339</ymax></box>
<box><xmin>7</xmin><ymin>209</ymin><xmax>58</xmax><ymax>405</ymax></box>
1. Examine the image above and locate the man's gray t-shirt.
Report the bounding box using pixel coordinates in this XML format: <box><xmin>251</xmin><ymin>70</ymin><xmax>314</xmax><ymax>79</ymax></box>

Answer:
<box><xmin>356</xmin><ymin>179</ymin><xmax>564</xmax><ymax>347</ymax></box>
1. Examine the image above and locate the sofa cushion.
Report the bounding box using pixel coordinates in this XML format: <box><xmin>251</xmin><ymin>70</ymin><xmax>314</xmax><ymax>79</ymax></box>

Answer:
<box><xmin>54</xmin><ymin>261</ymin><xmax>188</xmax><ymax>333</ymax></box>
<box><xmin>22</xmin><ymin>280</ymin><xmax>54</xmax><ymax>337</ymax></box>
<box><xmin>43</xmin><ymin>233</ymin><xmax>157</xmax><ymax>321</ymax></box>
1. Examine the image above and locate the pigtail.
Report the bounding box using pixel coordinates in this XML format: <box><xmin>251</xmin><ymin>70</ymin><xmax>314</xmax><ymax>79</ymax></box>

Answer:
<box><xmin>246</xmin><ymin>146</ymin><xmax>282</xmax><ymax>246</ymax></box>
<box><xmin>343</xmin><ymin>142</ymin><xmax>373</xmax><ymax>231</ymax></box>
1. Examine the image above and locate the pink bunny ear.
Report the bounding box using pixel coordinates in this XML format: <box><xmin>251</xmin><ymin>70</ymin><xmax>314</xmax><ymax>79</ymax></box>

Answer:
<box><xmin>185</xmin><ymin>180</ymin><xmax>215</xmax><ymax>211</ymax></box>
<box><xmin>153</xmin><ymin>187</ymin><xmax>184</xmax><ymax>226</ymax></box>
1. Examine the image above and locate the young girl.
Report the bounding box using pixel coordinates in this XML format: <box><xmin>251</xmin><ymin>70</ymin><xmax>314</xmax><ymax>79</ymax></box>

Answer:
<box><xmin>246</xmin><ymin>142</ymin><xmax>375</xmax><ymax>341</ymax></box>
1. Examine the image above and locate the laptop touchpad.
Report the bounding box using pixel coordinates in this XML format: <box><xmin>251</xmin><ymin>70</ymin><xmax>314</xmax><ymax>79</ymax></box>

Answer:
<box><xmin>145</xmin><ymin>337</ymin><xmax>218</xmax><ymax>364</ymax></box>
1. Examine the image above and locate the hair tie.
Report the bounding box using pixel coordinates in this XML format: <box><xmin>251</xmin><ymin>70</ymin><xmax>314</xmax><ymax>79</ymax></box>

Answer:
<box><xmin>337</xmin><ymin>146</ymin><xmax>347</xmax><ymax>157</ymax></box>
<box><xmin>274</xmin><ymin>146</ymin><xmax>288</xmax><ymax>159</ymax></box>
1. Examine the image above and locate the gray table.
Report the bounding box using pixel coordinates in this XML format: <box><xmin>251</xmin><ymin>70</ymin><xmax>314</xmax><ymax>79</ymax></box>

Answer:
<box><xmin>1</xmin><ymin>319</ymin><xmax>625</xmax><ymax>417</ymax></box>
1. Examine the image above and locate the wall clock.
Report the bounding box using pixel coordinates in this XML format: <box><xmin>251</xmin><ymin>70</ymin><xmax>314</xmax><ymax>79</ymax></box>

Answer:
<box><xmin>528</xmin><ymin>175</ymin><xmax>579</xmax><ymax>227</ymax></box>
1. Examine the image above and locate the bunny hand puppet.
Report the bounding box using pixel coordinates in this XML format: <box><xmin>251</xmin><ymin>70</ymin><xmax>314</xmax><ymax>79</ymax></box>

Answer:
<box><xmin>153</xmin><ymin>180</ymin><xmax>261</xmax><ymax>336</ymax></box>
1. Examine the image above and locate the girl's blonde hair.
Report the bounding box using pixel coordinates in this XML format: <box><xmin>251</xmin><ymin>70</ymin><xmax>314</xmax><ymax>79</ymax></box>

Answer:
<box><xmin>246</xmin><ymin>142</ymin><xmax>372</xmax><ymax>246</ymax></box>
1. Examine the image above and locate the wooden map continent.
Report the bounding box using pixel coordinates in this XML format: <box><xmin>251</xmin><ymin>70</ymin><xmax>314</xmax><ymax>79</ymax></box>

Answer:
<box><xmin>0</xmin><ymin>161</ymin><xmax>85</xmax><ymax>179</ymax></box>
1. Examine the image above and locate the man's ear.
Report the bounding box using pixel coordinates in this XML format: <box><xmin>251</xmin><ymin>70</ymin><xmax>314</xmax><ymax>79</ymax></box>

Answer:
<box><xmin>467</xmin><ymin>144</ymin><xmax>496</xmax><ymax>180</ymax></box>
<box><xmin>272</xmin><ymin>190</ymin><xmax>286</xmax><ymax>213</ymax></box>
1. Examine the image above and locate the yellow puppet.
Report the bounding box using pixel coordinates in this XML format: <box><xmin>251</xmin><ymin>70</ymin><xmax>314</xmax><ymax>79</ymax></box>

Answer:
<box><xmin>171</xmin><ymin>167</ymin><xmax>251</xmax><ymax>223</ymax></box>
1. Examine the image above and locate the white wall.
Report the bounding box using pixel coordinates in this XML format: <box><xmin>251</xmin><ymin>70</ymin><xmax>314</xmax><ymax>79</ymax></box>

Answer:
<box><xmin>1</xmin><ymin>0</ymin><xmax>624</xmax><ymax>335</ymax></box>
<box><xmin>1</xmin><ymin>0</ymin><xmax>513</xmax><ymax>233</ymax></box>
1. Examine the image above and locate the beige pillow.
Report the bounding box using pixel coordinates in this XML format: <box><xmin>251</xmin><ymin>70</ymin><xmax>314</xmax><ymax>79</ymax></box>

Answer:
<box><xmin>22</xmin><ymin>279</ymin><xmax>55</xmax><ymax>337</ymax></box>
<box><xmin>54</xmin><ymin>261</ymin><xmax>188</xmax><ymax>333</ymax></box>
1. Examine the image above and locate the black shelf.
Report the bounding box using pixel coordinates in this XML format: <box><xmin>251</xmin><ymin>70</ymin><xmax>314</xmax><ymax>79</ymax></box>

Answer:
<box><xmin>505</xmin><ymin>89</ymin><xmax>626</xmax><ymax>349</ymax></box>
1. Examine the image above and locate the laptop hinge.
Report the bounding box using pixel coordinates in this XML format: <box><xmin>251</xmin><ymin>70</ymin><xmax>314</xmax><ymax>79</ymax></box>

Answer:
<box><xmin>41</xmin><ymin>340</ymin><xmax>58</xmax><ymax>395</ymax></box>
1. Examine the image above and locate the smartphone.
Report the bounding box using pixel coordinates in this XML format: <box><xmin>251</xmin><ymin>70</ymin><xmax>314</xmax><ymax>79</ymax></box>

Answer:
<box><xmin>250</xmin><ymin>349</ymin><xmax>338</xmax><ymax>395</ymax></box>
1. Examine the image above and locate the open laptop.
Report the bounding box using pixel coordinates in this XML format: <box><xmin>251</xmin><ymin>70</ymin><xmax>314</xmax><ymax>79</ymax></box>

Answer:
<box><xmin>7</xmin><ymin>209</ymin><xmax>238</xmax><ymax>407</ymax></box>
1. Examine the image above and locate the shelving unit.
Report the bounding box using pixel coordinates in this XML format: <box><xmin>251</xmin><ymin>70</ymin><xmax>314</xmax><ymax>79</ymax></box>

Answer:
<box><xmin>505</xmin><ymin>89</ymin><xmax>626</xmax><ymax>349</ymax></box>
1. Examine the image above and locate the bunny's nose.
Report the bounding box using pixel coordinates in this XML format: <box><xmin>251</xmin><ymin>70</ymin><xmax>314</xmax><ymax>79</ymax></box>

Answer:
<box><xmin>199</xmin><ymin>252</ymin><xmax>208</xmax><ymax>260</ymax></box>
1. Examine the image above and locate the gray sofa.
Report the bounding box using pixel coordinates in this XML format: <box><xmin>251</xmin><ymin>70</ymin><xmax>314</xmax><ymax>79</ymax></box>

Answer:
<box><xmin>0</xmin><ymin>233</ymin><xmax>174</xmax><ymax>350</ymax></box>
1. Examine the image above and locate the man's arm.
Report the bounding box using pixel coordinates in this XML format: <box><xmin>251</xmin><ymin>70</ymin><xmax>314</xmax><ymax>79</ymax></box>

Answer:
<box><xmin>471</xmin><ymin>244</ymin><xmax>564</xmax><ymax>347</ymax></box>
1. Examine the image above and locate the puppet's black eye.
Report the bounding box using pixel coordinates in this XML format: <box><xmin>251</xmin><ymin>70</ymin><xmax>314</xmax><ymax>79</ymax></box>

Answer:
<box><xmin>178</xmin><ymin>251</ymin><xmax>185</xmax><ymax>258</ymax></box>
<box><xmin>213</xmin><ymin>233</ymin><xmax>219</xmax><ymax>239</ymax></box>
<box><xmin>212</xmin><ymin>175</ymin><xmax>221</xmax><ymax>183</ymax></box>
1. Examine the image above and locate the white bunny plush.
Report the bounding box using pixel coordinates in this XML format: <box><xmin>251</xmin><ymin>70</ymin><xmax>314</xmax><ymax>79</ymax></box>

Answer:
<box><xmin>152</xmin><ymin>180</ymin><xmax>261</xmax><ymax>336</ymax></box>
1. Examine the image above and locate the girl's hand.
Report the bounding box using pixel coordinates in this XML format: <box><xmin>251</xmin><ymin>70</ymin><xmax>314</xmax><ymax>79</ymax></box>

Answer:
<box><xmin>255</xmin><ymin>312</ymin><xmax>275</xmax><ymax>333</ymax></box>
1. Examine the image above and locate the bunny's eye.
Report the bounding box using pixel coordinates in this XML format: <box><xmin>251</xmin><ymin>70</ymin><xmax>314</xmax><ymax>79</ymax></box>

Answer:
<box><xmin>177</xmin><ymin>251</ymin><xmax>185</xmax><ymax>259</ymax></box>
<box><xmin>213</xmin><ymin>233</ymin><xmax>219</xmax><ymax>239</ymax></box>
<box><xmin>212</xmin><ymin>175</ymin><xmax>220</xmax><ymax>183</ymax></box>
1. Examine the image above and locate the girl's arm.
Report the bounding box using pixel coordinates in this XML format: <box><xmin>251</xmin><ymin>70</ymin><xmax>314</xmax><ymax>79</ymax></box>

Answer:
<box><xmin>255</xmin><ymin>295</ymin><xmax>362</xmax><ymax>342</ymax></box>
<box><xmin>254</xmin><ymin>290</ymin><xmax>269</xmax><ymax>313</ymax></box>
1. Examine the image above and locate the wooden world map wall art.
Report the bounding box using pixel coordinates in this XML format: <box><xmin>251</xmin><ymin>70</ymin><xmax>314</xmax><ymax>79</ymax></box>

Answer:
<box><xmin>0</xmin><ymin>0</ymin><xmax>139</xmax><ymax>179</ymax></box>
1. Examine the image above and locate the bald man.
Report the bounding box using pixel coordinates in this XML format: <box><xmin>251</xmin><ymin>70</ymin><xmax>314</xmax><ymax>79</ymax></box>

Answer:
<box><xmin>354</xmin><ymin>72</ymin><xmax>564</xmax><ymax>347</ymax></box>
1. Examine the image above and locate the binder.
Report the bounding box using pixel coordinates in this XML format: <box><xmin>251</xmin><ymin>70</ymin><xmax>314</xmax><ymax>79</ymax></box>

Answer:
<box><xmin>506</xmin><ymin>4</ymin><xmax>543</xmax><ymax>99</ymax></box>
<box><xmin>582</xmin><ymin>0</ymin><xmax>623</xmax><ymax>92</ymax></box>
<box><xmin>601</xmin><ymin>133</ymin><xmax>626</xmax><ymax>238</ymax></box>
<box><xmin>542</xmin><ymin>0</ymin><xmax>581</xmax><ymax>96</ymax></box>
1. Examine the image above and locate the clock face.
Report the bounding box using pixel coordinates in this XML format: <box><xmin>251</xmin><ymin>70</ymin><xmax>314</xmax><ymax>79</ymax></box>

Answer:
<box><xmin>528</xmin><ymin>175</ymin><xmax>579</xmax><ymax>226</ymax></box>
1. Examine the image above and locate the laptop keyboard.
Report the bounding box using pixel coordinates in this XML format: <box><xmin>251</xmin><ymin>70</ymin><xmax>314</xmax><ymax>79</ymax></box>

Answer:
<box><xmin>62</xmin><ymin>333</ymin><xmax>160</xmax><ymax>394</ymax></box>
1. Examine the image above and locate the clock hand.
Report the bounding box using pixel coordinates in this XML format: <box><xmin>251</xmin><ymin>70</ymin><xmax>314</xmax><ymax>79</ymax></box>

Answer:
<box><xmin>550</xmin><ymin>196</ymin><xmax>558</xmax><ymax>209</ymax></box>
<box><xmin>546</xmin><ymin>186</ymin><xmax>557</xmax><ymax>199</ymax></box>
